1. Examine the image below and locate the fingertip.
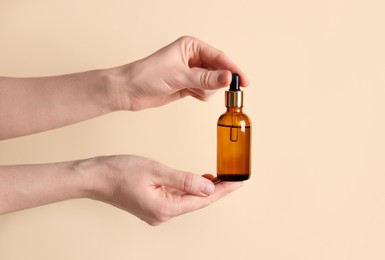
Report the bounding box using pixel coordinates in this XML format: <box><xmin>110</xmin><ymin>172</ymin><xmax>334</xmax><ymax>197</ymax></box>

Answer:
<box><xmin>241</xmin><ymin>77</ymin><xmax>250</xmax><ymax>87</ymax></box>
<box><xmin>217</xmin><ymin>70</ymin><xmax>232</xmax><ymax>86</ymax></box>
<box><xmin>201</xmin><ymin>180</ymin><xmax>215</xmax><ymax>196</ymax></box>
<box><xmin>222</xmin><ymin>70</ymin><xmax>249</xmax><ymax>88</ymax></box>
<box><xmin>234</xmin><ymin>71</ymin><xmax>250</xmax><ymax>87</ymax></box>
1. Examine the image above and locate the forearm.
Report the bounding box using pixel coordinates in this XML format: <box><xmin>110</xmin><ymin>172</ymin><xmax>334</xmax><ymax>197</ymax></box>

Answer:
<box><xmin>0</xmin><ymin>158</ymin><xmax>102</xmax><ymax>214</ymax></box>
<box><xmin>0</xmin><ymin>160</ymin><xmax>88</xmax><ymax>214</ymax></box>
<box><xmin>0</xmin><ymin>69</ymin><xmax>121</xmax><ymax>140</ymax></box>
<box><xmin>0</xmin><ymin>154</ymin><xmax>242</xmax><ymax>224</ymax></box>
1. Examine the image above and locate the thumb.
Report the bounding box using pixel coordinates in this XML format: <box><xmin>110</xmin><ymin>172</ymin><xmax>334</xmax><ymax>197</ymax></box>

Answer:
<box><xmin>158</xmin><ymin>169</ymin><xmax>216</xmax><ymax>196</ymax></box>
<box><xmin>187</xmin><ymin>69</ymin><xmax>232</xmax><ymax>90</ymax></box>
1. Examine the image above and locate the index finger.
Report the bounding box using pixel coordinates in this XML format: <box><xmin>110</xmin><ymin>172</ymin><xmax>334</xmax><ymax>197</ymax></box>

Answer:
<box><xmin>186</xmin><ymin>37</ymin><xmax>250</xmax><ymax>87</ymax></box>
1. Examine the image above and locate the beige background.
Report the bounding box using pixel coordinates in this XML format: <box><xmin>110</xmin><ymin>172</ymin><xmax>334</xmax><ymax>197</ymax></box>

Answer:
<box><xmin>1</xmin><ymin>0</ymin><xmax>385</xmax><ymax>259</ymax></box>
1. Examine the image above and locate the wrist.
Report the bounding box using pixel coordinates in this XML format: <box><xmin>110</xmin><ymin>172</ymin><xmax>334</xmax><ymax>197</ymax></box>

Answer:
<box><xmin>102</xmin><ymin>64</ymin><xmax>135</xmax><ymax>112</ymax></box>
<box><xmin>72</xmin><ymin>156</ymin><xmax>117</xmax><ymax>201</ymax></box>
<box><xmin>97</xmin><ymin>68</ymin><xmax>122</xmax><ymax>112</ymax></box>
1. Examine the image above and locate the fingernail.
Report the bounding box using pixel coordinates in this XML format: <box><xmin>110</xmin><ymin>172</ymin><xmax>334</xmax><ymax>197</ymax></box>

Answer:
<box><xmin>201</xmin><ymin>181</ymin><xmax>215</xmax><ymax>195</ymax></box>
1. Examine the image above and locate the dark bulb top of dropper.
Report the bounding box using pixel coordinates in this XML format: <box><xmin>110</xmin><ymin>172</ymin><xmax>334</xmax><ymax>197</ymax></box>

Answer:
<box><xmin>229</xmin><ymin>73</ymin><xmax>241</xmax><ymax>91</ymax></box>
<box><xmin>225</xmin><ymin>73</ymin><xmax>243</xmax><ymax>107</ymax></box>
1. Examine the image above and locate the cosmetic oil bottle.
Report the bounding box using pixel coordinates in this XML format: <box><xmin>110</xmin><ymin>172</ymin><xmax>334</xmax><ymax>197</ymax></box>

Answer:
<box><xmin>217</xmin><ymin>73</ymin><xmax>251</xmax><ymax>181</ymax></box>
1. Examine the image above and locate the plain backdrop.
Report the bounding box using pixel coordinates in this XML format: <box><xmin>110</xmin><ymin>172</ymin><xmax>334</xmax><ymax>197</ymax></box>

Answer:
<box><xmin>1</xmin><ymin>0</ymin><xmax>385</xmax><ymax>259</ymax></box>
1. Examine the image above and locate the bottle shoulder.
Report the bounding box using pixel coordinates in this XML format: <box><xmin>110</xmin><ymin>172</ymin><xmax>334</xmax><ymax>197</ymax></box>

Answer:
<box><xmin>217</xmin><ymin>110</ymin><xmax>251</xmax><ymax>126</ymax></box>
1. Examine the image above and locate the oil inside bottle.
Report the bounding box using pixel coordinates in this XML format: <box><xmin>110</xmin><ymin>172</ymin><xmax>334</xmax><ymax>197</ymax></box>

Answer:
<box><xmin>217</xmin><ymin>123</ymin><xmax>251</xmax><ymax>181</ymax></box>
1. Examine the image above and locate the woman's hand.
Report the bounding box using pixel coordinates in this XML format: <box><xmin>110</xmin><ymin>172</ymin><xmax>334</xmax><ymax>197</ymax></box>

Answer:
<box><xmin>0</xmin><ymin>36</ymin><xmax>249</xmax><ymax>139</ymax></box>
<box><xmin>81</xmin><ymin>155</ymin><xmax>242</xmax><ymax>226</ymax></box>
<box><xmin>109</xmin><ymin>36</ymin><xmax>249</xmax><ymax>111</ymax></box>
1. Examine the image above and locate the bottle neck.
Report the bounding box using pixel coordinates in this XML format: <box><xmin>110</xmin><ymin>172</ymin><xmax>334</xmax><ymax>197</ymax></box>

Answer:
<box><xmin>225</xmin><ymin>90</ymin><xmax>243</xmax><ymax>107</ymax></box>
<box><xmin>226</xmin><ymin>107</ymin><xmax>242</xmax><ymax>113</ymax></box>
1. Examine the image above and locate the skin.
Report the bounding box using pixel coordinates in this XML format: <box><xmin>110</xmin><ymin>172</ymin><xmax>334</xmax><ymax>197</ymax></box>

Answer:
<box><xmin>0</xmin><ymin>36</ymin><xmax>249</xmax><ymax>225</ymax></box>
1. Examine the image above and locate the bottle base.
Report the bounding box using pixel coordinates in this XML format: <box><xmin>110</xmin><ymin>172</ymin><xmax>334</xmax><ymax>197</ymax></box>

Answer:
<box><xmin>217</xmin><ymin>174</ymin><xmax>250</xmax><ymax>181</ymax></box>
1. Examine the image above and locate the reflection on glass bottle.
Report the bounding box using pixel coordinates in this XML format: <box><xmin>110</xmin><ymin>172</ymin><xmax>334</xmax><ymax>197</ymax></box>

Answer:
<box><xmin>217</xmin><ymin>73</ymin><xmax>251</xmax><ymax>181</ymax></box>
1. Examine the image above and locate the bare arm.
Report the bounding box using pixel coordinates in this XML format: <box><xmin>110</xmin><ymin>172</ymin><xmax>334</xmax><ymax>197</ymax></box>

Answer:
<box><xmin>0</xmin><ymin>70</ymin><xmax>118</xmax><ymax>139</ymax></box>
<box><xmin>0</xmin><ymin>36</ymin><xmax>249</xmax><ymax>140</ymax></box>
<box><xmin>0</xmin><ymin>155</ymin><xmax>242</xmax><ymax>226</ymax></box>
<box><xmin>0</xmin><ymin>36</ymin><xmax>248</xmax><ymax>224</ymax></box>
<box><xmin>0</xmin><ymin>160</ymin><xmax>86</xmax><ymax>213</ymax></box>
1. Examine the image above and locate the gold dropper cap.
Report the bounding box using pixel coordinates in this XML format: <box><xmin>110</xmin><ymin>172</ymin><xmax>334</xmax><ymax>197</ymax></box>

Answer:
<box><xmin>225</xmin><ymin>73</ymin><xmax>243</xmax><ymax>107</ymax></box>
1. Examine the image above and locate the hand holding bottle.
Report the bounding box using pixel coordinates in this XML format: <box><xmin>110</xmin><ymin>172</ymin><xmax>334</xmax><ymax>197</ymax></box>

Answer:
<box><xmin>75</xmin><ymin>155</ymin><xmax>243</xmax><ymax>226</ymax></box>
<box><xmin>0</xmin><ymin>155</ymin><xmax>242</xmax><ymax>225</ymax></box>
<box><xmin>0</xmin><ymin>36</ymin><xmax>249</xmax><ymax>224</ymax></box>
<box><xmin>0</xmin><ymin>36</ymin><xmax>249</xmax><ymax>139</ymax></box>
<box><xmin>108</xmin><ymin>36</ymin><xmax>250</xmax><ymax>111</ymax></box>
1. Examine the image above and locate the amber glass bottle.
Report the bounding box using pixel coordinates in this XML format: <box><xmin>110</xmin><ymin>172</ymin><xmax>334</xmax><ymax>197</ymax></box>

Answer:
<box><xmin>217</xmin><ymin>73</ymin><xmax>251</xmax><ymax>181</ymax></box>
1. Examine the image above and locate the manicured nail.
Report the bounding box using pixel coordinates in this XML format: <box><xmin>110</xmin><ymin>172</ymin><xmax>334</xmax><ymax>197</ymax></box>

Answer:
<box><xmin>201</xmin><ymin>181</ymin><xmax>215</xmax><ymax>195</ymax></box>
